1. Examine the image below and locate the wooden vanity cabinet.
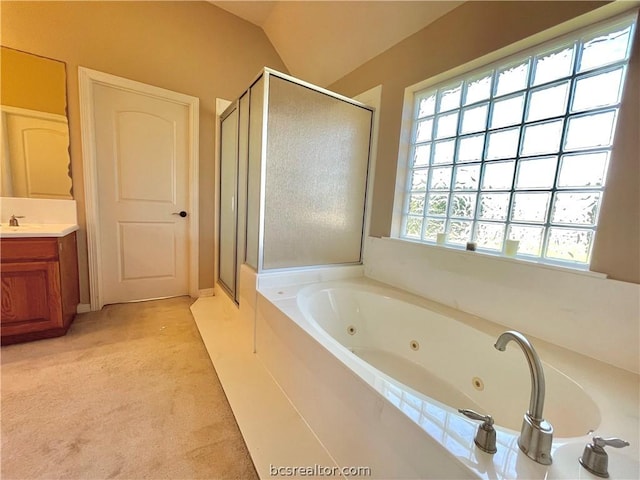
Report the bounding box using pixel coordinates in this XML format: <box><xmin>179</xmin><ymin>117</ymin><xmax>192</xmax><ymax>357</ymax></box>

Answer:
<box><xmin>1</xmin><ymin>232</ymin><xmax>80</xmax><ymax>345</ymax></box>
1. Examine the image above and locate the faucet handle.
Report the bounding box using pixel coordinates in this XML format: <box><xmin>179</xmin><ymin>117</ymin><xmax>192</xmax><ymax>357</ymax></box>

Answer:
<box><xmin>579</xmin><ymin>436</ymin><xmax>629</xmax><ymax>478</ymax></box>
<box><xmin>459</xmin><ymin>408</ymin><xmax>497</xmax><ymax>454</ymax></box>
<box><xmin>459</xmin><ymin>408</ymin><xmax>494</xmax><ymax>425</ymax></box>
<box><xmin>593</xmin><ymin>437</ymin><xmax>630</xmax><ymax>449</ymax></box>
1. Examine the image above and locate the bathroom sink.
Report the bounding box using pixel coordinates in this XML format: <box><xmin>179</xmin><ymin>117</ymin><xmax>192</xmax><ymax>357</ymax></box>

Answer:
<box><xmin>0</xmin><ymin>223</ymin><xmax>78</xmax><ymax>238</ymax></box>
<box><xmin>1</xmin><ymin>224</ymin><xmax>44</xmax><ymax>231</ymax></box>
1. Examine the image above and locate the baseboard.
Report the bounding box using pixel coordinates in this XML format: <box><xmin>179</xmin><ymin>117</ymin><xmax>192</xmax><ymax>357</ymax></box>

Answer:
<box><xmin>198</xmin><ymin>288</ymin><xmax>215</xmax><ymax>298</ymax></box>
<box><xmin>77</xmin><ymin>303</ymin><xmax>91</xmax><ymax>314</ymax></box>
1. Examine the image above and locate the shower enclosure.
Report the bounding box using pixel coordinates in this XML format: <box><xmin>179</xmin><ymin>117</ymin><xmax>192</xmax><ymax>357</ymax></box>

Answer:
<box><xmin>218</xmin><ymin>69</ymin><xmax>373</xmax><ymax>302</ymax></box>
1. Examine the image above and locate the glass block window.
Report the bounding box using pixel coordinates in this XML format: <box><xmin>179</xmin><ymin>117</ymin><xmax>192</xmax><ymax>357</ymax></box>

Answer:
<box><xmin>401</xmin><ymin>16</ymin><xmax>636</xmax><ymax>267</ymax></box>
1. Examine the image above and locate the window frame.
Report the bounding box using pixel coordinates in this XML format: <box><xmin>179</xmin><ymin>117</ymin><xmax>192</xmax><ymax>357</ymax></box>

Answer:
<box><xmin>392</xmin><ymin>11</ymin><xmax>638</xmax><ymax>270</ymax></box>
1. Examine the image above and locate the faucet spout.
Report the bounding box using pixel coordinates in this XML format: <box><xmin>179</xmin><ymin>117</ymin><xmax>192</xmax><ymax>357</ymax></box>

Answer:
<box><xmin>494</xmin><ymin>330</ymin><xmax>545</xmax><ymax>421</ymax></box>
<box><xmin>495</xmin><ymin>330</ymin><xmax>553</xmax><ymax>465</ymax></box>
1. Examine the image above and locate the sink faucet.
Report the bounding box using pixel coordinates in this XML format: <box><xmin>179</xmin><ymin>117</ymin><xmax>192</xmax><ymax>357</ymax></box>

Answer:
<box><xmin>494</xmin><ymin>330</ymin><xmax>553</xmax><ymax>465</ymax></box>
<box><xmin>8</xmin><ymin>215</ymin><xmax>24</xmax><ymax>227</ymax></box>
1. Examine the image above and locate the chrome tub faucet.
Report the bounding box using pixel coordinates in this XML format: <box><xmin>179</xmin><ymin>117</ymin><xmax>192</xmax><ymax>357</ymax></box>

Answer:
<box><xmin>495</xmin><ymin>330</ymin><xmax>553</xmax><ymax>465</ymax></box>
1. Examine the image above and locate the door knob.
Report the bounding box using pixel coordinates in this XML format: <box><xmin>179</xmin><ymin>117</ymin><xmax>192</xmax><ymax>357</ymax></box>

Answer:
<box><xmin>172</xmin><ymin>211</ymin><xmax>188</xmax><ymax>218</ymax></box>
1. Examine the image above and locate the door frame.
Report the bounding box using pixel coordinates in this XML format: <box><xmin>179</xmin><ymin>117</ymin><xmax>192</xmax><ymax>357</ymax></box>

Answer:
<box><xmin>78</xmin><ymin>67</ymin><xmax>200</xmax><ymax>311</ymax></box>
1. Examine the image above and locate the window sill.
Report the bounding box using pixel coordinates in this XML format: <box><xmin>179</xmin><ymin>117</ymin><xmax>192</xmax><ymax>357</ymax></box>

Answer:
<box><xmin>388</xmin><ymin>237</ymin><xmax>609</xmax><ymax>280</ymax></box>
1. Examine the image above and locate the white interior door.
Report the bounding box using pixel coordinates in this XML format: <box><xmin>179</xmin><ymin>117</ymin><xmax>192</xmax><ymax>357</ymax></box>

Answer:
<box><xmin>92</xmin><ymin>83</ymin><xmax>191</xmax><ymax>305</ymax></box>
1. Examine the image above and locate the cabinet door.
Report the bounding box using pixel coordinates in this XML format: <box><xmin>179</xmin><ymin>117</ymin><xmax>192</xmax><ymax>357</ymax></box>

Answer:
<box><xmin>1</xmin><ymin>261</ymin><xmax>63</xmax><ymax>336</ymax></box>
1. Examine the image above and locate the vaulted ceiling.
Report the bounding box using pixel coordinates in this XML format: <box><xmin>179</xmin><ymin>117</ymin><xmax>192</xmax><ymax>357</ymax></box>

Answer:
<box><xmin>211</xmin><ymin>1</ymin><xmax>463</xmax><ymax>87</ymax></box>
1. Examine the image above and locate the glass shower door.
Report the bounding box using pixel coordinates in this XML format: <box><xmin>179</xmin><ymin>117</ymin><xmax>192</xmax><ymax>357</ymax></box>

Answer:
<box><xmin>218</xmin><ymin>104</ymin><xmax>238</xmax><ymax>298</ymax></box>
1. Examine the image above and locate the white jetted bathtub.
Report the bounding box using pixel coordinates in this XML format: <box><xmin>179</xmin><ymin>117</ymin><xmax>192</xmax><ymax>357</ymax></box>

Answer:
<box><xmin>255</xmin><ymin>277</ymin><xmax>639</xmax><ymax>479</ymax></box>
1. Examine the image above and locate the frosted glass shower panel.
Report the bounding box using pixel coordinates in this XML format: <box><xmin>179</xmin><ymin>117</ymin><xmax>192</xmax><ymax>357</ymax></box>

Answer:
<box><xmin>263</xmin><ymin>76</ymin><xmax>372</xmax><ymax>269</ymax></box>
<box><xmin>219</xmin><ymin>106</ymin><xmax>238</xmax><ymax>293</ymax></box>
<box><xmin>246</xmin><ymin>77</ymin><xmax>264</xmax><ymax>270</ymax></box>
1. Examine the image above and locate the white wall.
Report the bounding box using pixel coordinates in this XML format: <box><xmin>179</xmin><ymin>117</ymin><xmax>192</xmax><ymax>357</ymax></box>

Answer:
<box><xmin>364</xmin><ymin>237</ymin><xmax>640</xmax><ymax>374</ymax></box>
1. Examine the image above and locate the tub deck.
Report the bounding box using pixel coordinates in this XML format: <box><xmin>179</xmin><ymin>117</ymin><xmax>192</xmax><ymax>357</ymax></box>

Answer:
<box><xmin>190</xmin><ymin>294</ymin><xmax>339</xmax><ymax>479</ymax></box>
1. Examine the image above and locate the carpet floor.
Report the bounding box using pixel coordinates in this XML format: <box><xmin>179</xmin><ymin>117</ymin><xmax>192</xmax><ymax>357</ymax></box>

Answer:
<box><xmin>1</xmin><ymin>296</ymin><xmax>258</xmax><ymax>480</ymax></box>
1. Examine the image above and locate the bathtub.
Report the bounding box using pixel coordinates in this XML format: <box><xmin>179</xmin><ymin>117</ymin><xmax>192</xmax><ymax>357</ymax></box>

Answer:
<box><xmin>255</xmin><ymin>275</ymin><xmax>639</xmax><ymax>479</ymax></box>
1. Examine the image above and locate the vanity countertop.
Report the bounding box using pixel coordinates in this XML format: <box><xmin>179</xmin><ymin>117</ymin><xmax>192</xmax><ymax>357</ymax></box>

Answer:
<box><xmin>0</xmin><ymin>223</ymin><xmax>79</xmax><ymax>238</ymax></box>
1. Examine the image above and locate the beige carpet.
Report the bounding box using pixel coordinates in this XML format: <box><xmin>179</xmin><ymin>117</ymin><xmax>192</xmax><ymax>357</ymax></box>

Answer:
<box><xmin>1</xmin><ymin>296</ymin><xmax>258</xmax><ymax>480</ymax></box>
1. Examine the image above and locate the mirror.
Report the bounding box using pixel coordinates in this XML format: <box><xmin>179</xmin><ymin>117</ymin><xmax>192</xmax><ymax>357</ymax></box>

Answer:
<box><xmin>0</xmin><ymin>46</ymin><xmax>72</xmax><ymax>199</ymax></box>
